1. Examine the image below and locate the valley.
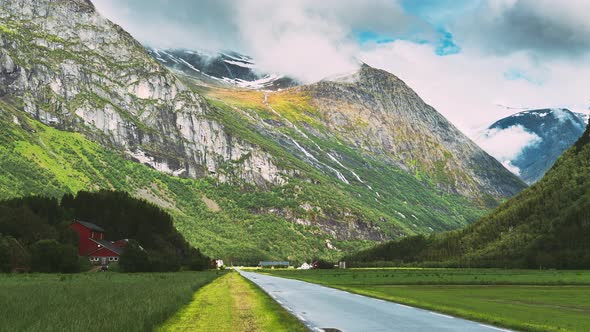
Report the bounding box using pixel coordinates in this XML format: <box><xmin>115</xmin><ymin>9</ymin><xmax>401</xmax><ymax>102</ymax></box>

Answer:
<box><xmin>0</xmin><ymin>0</ymin><xmax>525</xmax><ymax>261</ymax></box>
<box><xmin>1</xmin><ymin>0</ymin><xmax>589</xmax><ymax>331</ymax></box>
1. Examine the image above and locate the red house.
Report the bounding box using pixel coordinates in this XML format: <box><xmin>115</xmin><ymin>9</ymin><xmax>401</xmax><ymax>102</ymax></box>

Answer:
<box><xmin>70</xmin><ymin>220</ymin><xmax>128</xmax><ymax>265</ymax></box>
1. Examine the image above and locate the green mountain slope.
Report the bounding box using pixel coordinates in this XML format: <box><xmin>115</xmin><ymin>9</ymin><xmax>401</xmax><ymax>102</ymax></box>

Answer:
<box><xmin>347</xmin><ymin>123</ymin><xmax>590</xmax><ymax>268</ymax></box>
<box><xmin>0</xmin><ymin>101</ymin><xmax>367</xmax><ymax>262</ymax></box>
<box><xmin>0</xmin><ymin>0</ymin><xmax>525</xmax><ymax>261</ymax></box>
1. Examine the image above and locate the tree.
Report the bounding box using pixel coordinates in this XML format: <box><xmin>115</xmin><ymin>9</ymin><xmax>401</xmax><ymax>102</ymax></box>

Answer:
<box><xmin>0</xmin><ymin>235</ymin><xmax>11</xmax><ymax>273</ymax></box>
<box><xmin>185</xmin><ymin>248</ymin><xmax>210</xmax><ymax>271</ymax></box>
<box><xmin>119</xmin><ymin>240</ymin><xmax>150</xmax><ymax>272</ymax></box>
<box><xmin>313</xmin><ymin>258</ymin><xmax>334</xmax><ymax>269</ymax></box>
<box><xmin>30</xmin><ymin>239</ymin><xmax>79</xmax><ymax>273</ymax></box>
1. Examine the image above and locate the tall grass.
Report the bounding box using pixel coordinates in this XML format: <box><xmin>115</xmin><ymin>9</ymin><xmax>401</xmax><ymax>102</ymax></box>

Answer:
<box><xmin>0</xmin><ymin>272</ymin><xmax>221</xmax><ymax>332</ymax></box>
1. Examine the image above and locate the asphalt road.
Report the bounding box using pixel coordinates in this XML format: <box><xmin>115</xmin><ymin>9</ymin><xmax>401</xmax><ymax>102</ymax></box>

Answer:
<box><xmin>238</xmin><ymin>270</ymin><xmax>510</xmax><ymax>332</ymax></box>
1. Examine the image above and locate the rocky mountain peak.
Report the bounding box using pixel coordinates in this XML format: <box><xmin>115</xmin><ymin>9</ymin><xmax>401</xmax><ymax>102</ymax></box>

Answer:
<box><xmin>292</xmin><ymin>63</ymin><xmax>525</xmax><ymax>203</ymax></box>
<box><xmin>71</xmin><ymin>0</ymin><xmax>95</xmax><ymax>11</ymax></box>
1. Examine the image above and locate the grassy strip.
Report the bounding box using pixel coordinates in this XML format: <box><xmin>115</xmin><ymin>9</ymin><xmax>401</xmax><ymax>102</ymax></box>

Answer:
<box><xmin>261</xmin><ymin>268</ymin><xmax>590</xmax><ymax>331</ymax></box>
<box><xmin>159</xmin><ymin>272</ymin><xmax>308</xmax><ymax>332</ymax></box>
<box><xmin>0</xmin><ymin>271</ymin><xmax>221</xmax><ymax>332</ymax></box>
<box><xmin>261</xmin><ymin>268</ymin><xmax>590</xmax><ymax>285</ymax></box>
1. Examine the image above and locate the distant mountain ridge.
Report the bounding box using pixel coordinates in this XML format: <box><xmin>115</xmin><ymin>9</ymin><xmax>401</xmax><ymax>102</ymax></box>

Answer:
<box><xmin>147</xmin><ymin>48</ymin><xmax>299</xmax><ymax>90</ymax></box>
<box><xmin>481</xmin><ymin>108</ymin><xmax>587</xmax><ymax>184</ymax></box>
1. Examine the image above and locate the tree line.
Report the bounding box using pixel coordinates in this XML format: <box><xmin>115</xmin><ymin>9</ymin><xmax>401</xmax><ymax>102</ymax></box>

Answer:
<box><xmin>0</xmin><ymin>190</ymin><xmax>210</xmax><ymax>273</ymax></box>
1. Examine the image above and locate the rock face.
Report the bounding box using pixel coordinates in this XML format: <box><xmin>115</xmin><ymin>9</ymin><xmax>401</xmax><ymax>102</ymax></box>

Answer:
<box><xmin>0</xmin><ymin>0</ymin><xmax>285</xmax><ymax>186</ymax></box>
<box><xmin>481</xmin><ymin>108</ymin><xmax>587</xmax><ymax>184</ymax></box>
<box><xmin>295</xmin><ymin>65</ymin><xmax>525</xmax><ymax>202</ymax></box>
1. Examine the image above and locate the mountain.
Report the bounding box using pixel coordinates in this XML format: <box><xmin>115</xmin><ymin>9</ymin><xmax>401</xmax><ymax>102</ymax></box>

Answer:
<box><xmin>0</xmin><ymin>0</ymin><xmax>525</xmax><ymax>261</ymax></box>
<box><xmin>147</xmin><ymin>48</ymin><xmax>298</xmax><ymax>90</ymax></box>
<box><xmin>298</xmin><ymin>65</ymin><xmax>525</xmax><ymax>201</ymax></box>
<box><xmin>348</xmin><ymin>121</ymin><xmax>590</xmax><ymax>268</ymax></box>
<box><xmin>480</xmin><ymin>108</ymin><xmax>587</xmax><ymax>184</ymax></box>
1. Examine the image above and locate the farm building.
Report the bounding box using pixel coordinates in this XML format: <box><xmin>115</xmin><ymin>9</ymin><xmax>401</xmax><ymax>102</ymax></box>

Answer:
<box><xmin>258</xmin><ymin>261</ymin><xmax>289</xmax><ymax>268</ymax></box>
<box><xmin>70</xmin><ymin>220</ymin><xmax>129</xmax><ymax>265</ymax></box>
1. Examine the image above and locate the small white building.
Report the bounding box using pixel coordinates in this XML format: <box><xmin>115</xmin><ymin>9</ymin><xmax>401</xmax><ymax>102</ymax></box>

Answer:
<box><xmin>215</xmin><ymin>259</ymin><xmax>224</xmax><ymax>268</ymax></box>
<box><xmin>298</xmin><ymin>262</ymin><xmax>312</xmax><ymax>270</ymax></box>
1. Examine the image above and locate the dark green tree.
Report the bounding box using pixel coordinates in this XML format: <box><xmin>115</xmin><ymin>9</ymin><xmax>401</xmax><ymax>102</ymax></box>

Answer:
<box><xmin>0</xmin><ymin>235</ymin><xmax>11</xmax><ymax>273</ymax></box>
<box><xmin>30</xmin><ymin>239</ymin><xmax>79</xmax><ymax>273</ymax></box>
<box><xmin>119</xmin><ymin>240</ymin><xmax>150</xmax><ymax>272</ymax></box>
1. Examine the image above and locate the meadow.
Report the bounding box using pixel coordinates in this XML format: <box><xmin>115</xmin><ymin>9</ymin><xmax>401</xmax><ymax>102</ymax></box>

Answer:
<box><xmin>0</xmin><ymin>271</ymin><xmax>222</xmax><ymax>332</ymax></box>
<box><xmin>263</xmin><ymin>268</ymin><xmax>590</xmax><ymax>331</ymax></box>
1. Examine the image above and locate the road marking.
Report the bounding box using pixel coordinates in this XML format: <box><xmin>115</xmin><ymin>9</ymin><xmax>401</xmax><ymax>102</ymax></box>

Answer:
<box><xmin>297</xmin><ymin>314</ymin><xmax>307</xmax><ymax>322</ymax></box>
<box><xmin>429</xmin><ymin>312</ymin><xmax>455</xmax><ymax>319</ymax></box>
<box><xmin>397</xmin><ymin>304</ymin><xmax>413</xmax><ymax>309</ymax></box>
<box><xmin>479</xmin><ymin>324</ymin><xmax>512</xmax><ymax>332</ymax></box>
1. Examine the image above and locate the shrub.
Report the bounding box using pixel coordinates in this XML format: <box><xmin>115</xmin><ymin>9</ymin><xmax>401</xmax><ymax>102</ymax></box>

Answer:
<box><xmin>30</xmin><ymin>239</ymin><xmax>80</xmax><ymax>273</ymax></box>
<box><xmin>313</xmin><ymin>258</ymin><xmax>335</xmax><ymax>269</ymax></box>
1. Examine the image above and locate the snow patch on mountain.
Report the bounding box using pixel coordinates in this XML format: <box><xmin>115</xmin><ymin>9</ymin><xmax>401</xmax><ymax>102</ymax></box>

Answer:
<box><xmin>146</xmin><ymin>48</ymin><xmax>299</xmax><ymax>91</ymax></box>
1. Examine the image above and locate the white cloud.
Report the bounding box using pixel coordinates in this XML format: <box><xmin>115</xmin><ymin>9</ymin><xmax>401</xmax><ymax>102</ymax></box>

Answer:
<box><xmin>232</xmin><ymin>0</ymin><xmax>359</xmax><ymax>83</ymax></box>
<box><xmin>93</xmin><ymin>0</ymin><xmax>433</xmax><ymax>83</ymax></box>
<box><xmin>475</xmin><ymin>125</ymin><xmax>542</xmax><ymax>175</ymax></box>
<box><xmin>502</xmin><ymin>160</ymin><xmax>522</xmax><ymax>176</ymax></box>
<box><xmin>456</xmin><ymin>0</ymin><xmax>590</xmax><ymax>57</ymax></box>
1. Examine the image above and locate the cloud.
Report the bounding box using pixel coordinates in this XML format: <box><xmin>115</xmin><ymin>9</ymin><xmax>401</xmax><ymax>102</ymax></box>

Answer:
<box><xmin>93</xmin><ymin>0</ymin><xmax>240</xmax><ymax>51</ymax></box>
<box><xmin>475</xmin><ymin>125</ymin><xmax>542</xmax><ymax>175</ymax></box>
<box><xmin>455</xmin><ymin>0</ymin><xmax>590</xmax><ymax>58</ymax></box>
<box><xmin>93</xmin><ymin>0</ymin><xmax>435</xmax><ymax>83</ymax></box>
<box><xmin>92</xmin><ymin>0</ymin><xmax>590</xmax><ymax>142</ymax></box>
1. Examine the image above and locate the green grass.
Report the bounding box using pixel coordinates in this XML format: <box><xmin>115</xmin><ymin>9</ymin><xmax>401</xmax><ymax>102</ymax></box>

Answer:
<box><xmin>0</xmin><ymin>271</ymin><xmax>222</xmax><ymax>332</ymax></box>
<box><xmin>262</xmin><ymin>268</ymin><xmax>590</xmax><ymax>285</ymax></box>
<box><xmin>160</xmin><ymin>272</ymin><xmax>308</xmax><ymax>332</ymax></box>
<box><xmin>262</xmin><ymin>268</ymin><xmax>590</xmax><ymax>331</ymax></box>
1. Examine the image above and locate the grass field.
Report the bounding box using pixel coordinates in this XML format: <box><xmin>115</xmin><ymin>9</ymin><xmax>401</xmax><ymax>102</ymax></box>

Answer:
<box><xmin>0</xmin><ymin>271</ymin><xmax>221</xmax><ymax>332</ymax></box>
<box><xmin>159</xmin><ymin>272</ymin><xmax>308</xmax><ymax>332</ymax></box>
<box><xmin>263</xmin><ymin>268</ymin><xmax>590</xmax><ymax>285</ymax></box>
<box><xmin>262</xmin><ymin>268</ymin><xmax>590</xmax><ymax>331</ymax></box>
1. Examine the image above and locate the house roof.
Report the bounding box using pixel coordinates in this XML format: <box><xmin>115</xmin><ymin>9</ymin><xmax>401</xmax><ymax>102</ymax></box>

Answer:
<box><xmin>259</xmin><ymin>261</ymin><xmax>289</xmax><ymax>266</ymax></box>
<box><xmin>89</xmin><ymin>238</ymin><xmax>124</xmax><ymax>255</ymax></box>
<box><xmin>74</xmin><ymin>220</ymin><xmax>105</xmax><ymax>232</ymax></box>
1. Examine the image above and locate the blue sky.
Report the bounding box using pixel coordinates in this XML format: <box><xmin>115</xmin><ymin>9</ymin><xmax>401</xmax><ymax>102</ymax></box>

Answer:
<box><xmin>355</xmin><ymin>1</ymin><xmax>476</xmax><ymax>56</ymax></box>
